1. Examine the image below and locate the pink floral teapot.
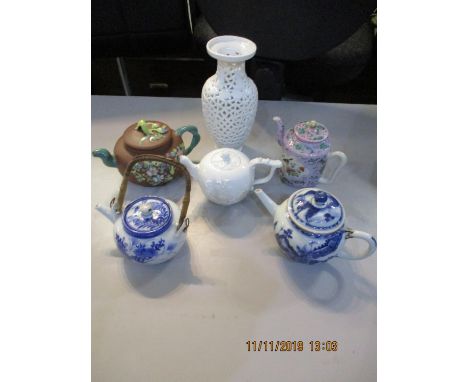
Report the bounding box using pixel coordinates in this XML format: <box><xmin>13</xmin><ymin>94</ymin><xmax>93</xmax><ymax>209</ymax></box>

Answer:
<box><xmin>273</xmin><ymin>116</ymin><xmax>347</xmax><ymax>188</ymax></box>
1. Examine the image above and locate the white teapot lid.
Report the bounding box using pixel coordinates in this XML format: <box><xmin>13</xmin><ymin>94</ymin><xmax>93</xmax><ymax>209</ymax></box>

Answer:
<box><xmin>203</xmin><ymin>148</ymin><xmax>249</xmax><ymax>171</ymax></box>
<box><xmin>287</xmin><ymin>188</ymin><xmax>345</xmax><ymax>234</ymax></box>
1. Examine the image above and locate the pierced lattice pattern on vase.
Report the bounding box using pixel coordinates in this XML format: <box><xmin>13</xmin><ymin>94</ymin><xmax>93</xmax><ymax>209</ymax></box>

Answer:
<box><xmin>202</xmin><ymin>61</ymin><xmax>258</xmax><ymax>149</ymax></box>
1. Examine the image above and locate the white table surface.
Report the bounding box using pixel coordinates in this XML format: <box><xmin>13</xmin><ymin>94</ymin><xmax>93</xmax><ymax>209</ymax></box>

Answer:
<box><xmin>92</xmin><ymin>96</ymin><xmax>377</xmax><ymax>382</ymax></box>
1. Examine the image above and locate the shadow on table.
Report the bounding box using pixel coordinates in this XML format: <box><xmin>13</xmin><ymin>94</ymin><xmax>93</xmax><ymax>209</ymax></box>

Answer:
<box><xmin>119</xmin><ymin>243</ymin><xmax>202</xmax><ymax>299</ymax></box>
<box><xmin>266</xmin><ymin>248</ymin><xmax>376</xmax><ymax>313</ymax></box>
<box><xmin>194</xmin><ymin>197</ymin><xmax>260</xmax><ymax>239</ymax></box>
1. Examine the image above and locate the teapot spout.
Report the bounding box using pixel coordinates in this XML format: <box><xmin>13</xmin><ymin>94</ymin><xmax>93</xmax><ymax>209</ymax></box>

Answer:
<box><xmin>95</xmin><ymin>204</ymin><xmax>117</xmax><ymax>223</ymax></box>
<box><xmin>179</xmin><ymin>155</ymin><xmax>199</xmax><ymax>180</ymax></box>
<box><xmin>254</xmin><ymin>188</ymin><xmax>279</xmax><ymax>217</ymax></box>
<box><xmin>273</xmin><ymin>116</ymin><xmax>285</xmax><ymax>146</ymax></box>
<box><xmin>92</xmin><ymin>148</ymin><xmax>117</xmax><ymax>167</ymax></box>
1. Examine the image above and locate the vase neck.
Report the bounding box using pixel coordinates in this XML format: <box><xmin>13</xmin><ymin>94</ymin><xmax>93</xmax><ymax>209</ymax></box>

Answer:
<box><xmin>216</xmin><ymin>60</ymin><xmax>247</xmax><ymax>82</ymax></box>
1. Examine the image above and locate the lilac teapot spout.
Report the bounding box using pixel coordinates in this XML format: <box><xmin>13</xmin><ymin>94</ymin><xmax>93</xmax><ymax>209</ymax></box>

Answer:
<box><xmin>274</xmin><ymin>116</ymin><xmax>347</xmax><ymax>188</ymax></box>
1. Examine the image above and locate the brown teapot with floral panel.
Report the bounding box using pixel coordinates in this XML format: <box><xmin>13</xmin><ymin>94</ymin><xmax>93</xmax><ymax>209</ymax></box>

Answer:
<box><xmin>93</xmin><ymin>119</ymin><xmax>200</xmax><ymax>186</ymax></box>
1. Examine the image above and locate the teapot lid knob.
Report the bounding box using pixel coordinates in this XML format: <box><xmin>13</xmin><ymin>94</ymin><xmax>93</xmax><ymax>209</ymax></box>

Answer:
<box><xmin>221</xmin><ymin>152</ymin><xmax>231</xmax><ymax>163</ymax></box>
<box><xmin>140</xmin><ymin>202</ymin><xmax>153</xmax><ymax>217</ymax></box>
<box><xmin>314</xmin><ymin>191</ymin><xmax>328</xmax><ymax>207</ymax></box>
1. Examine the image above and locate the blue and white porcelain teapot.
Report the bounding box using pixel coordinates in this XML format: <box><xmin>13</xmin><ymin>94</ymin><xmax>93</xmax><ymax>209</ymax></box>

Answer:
<box><xmin>254</xmin><ymin>187</ymin><xmax>376</xmax><ymax>264</ymax></box>
<box><xmin>96</xmin><ymin>155</ymin><xmax>191</xmax><ymax>265</ymax></box>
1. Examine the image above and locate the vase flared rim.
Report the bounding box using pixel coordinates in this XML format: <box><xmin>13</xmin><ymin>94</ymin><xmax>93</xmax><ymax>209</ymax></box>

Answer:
<box><xmin>206</xmin><ymin>35</ymin><xmax>257</xmax><ymax>62</ymax></box>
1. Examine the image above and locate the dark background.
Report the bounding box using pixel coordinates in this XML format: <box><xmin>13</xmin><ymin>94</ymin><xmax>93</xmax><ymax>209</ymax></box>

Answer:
<box><xmin>92</xmin><ymin>0</ymin><xmax>376</xmax><ymax>104</ymax></box>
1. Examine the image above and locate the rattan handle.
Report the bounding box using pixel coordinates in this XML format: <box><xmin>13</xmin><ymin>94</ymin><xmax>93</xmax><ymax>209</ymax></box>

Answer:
<box><xmin>114</xmin><ymin>154</ymin><xmax>191</xmax><ymax>231</ymax></box>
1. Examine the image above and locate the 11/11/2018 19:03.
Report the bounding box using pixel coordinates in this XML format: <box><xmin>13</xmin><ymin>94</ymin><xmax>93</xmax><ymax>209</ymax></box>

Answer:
<box><xmin>246</xmin><ymin>340</ymin><xmax>338</xmax><ymax>352</ymax></box>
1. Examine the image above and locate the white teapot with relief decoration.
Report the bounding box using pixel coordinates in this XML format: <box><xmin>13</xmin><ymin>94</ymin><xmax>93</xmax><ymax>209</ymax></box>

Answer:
<box><xmin>180</xmin><ymin>148</ymin><xmax>281</xmax><ymax>206</ymax></box>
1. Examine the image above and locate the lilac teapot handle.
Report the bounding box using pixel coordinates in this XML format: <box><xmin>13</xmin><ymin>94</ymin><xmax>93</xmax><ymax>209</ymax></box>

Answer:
<box><xmin>319</xmin><ymin>151</ymin><xmax>348</xmax><ymax>184</ymax></box>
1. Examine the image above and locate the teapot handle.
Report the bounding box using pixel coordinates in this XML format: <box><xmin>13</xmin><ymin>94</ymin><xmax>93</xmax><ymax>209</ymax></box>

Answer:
<box><xmin>318</xmin><ymin>151</ymin><xmax>348</xmax><ymax>184</ymax></box>
<box><xmin>337</xmin><ymin>229</ymin><xmax>377</xmax><ymax>260</ymax></box>
<box><xmin>175</xmin><ymin>125</ymin><xmax>200</xmax><ymax>155</ymax></box>
<box><xmin>114</xmin><ymin>154</ymin><xmax>191</xmax><ymax>232</ymax></box>
<box><xmin>250</xmin><ymin>158</ymin><xmax>282</xmax><ymax>186</ymax></box>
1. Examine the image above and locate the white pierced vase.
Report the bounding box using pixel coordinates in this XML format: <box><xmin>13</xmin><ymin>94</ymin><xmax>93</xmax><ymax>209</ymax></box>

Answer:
<box><xmin>202</xmin><ymin>35</ymin><xmax>258</xmax><ymax>150</ymax></box>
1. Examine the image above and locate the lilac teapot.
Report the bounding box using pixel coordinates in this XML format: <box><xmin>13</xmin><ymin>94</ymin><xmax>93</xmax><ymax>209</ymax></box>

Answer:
<box><xmin>274</xmin><ymin>116</ymin><xmax>348</xmax><ymax>188</ymax></box>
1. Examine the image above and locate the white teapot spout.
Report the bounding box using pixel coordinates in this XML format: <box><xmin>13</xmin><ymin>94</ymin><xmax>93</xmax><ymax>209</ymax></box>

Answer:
<box><xmin>95</xmin><ymin>204</ymin><xmax>117</xmax><ymax>223</ymax></box>
<box><xmin>254</xmin><ymin>188</ymin><xmax>279</xmax><ymax>217</ymax></box>
<box><xmin>179</xmin><ymin>155</ymin><xmax>199</xmax><ymax>180</ymax></box>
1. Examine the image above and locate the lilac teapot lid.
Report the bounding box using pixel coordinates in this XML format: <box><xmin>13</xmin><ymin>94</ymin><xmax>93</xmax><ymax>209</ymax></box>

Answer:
<box><xmin>123</xmin><ymin>196</ymin><xmax>173</xmax><ymax>238</ymax></box>
<box><xmin>285</xmin><ymin>120</ymin><xmax>331</xmax><ymax>157</ymax></box>
<box><xmin>287</xmin><ymin>188</ymin><xmax>345</xmax><ymax>234</ymax></box>
<box><xmin>294</xmin><ymin>120</ymin><xmax>329</xmax><ymax>143</ymax></box>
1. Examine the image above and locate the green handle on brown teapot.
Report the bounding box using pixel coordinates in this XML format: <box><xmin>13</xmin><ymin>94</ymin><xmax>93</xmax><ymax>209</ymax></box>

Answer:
<box><xmin>176</xmin><ymin>125</ymin><xmax>200</xmax><ymax>155</ymax></box>
<box><xmin>114</xmin><ymin>154</ymin><xmax>191</xmax><ymax>231</ymax></box>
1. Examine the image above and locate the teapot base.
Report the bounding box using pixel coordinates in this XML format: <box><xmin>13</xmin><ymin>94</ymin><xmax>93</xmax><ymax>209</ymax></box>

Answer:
<box><xmin>279</xmin><ymin>173</ymin><xmax>319</xmax><ymax>188</ymax></box>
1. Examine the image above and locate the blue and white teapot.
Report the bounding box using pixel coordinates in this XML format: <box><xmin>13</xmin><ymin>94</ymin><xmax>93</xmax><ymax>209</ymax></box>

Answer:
<box><xmin>254</xmin><ymin>187</ymin><xmax>376</xmax><ymax>264</ymax></box>
<box><xmin>96</xmin><ymin>155</ymin><xmax>191</xmax><ymax>265</ymax></box>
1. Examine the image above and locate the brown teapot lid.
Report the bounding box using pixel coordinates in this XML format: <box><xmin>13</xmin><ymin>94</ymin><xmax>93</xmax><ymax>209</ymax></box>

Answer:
<box><xmin>123</xmin><ymin>120</ymin><xmax>172</xmax><ymax>151</ymax></box>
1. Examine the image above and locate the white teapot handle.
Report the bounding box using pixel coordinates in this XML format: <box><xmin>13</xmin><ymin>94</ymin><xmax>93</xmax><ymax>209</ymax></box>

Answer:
<box><xmin>319</xmin><ymin>151</ymin><xmax>348</xmax><ymax>184</ymax></box>
<box><xmin>337</xmin><ymin>229</ymin><xmax>377</xmax><ymax>260</ymax></box>
<box><xmin>250</xmin><ymin>158</ymin><xmax>282</xmax><ymax>186</ymax></box>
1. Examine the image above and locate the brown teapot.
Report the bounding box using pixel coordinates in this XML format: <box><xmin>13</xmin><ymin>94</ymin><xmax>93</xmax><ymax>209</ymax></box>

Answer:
<box><xmin>93</xmin><ymin>119</ymin><xmax>200</xmax><ymax>186</ymax></box>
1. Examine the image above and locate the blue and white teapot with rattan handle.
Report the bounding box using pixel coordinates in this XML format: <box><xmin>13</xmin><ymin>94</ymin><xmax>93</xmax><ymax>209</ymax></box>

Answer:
<box><xmin>254</xmin><ymin>187</ymin><xmax>376</xmax><ymax>264</ymax></box>
<box><xmin>96</xmin><ymin>154</ymin><xmax>191</xmax><ymax>265</ymax></box>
